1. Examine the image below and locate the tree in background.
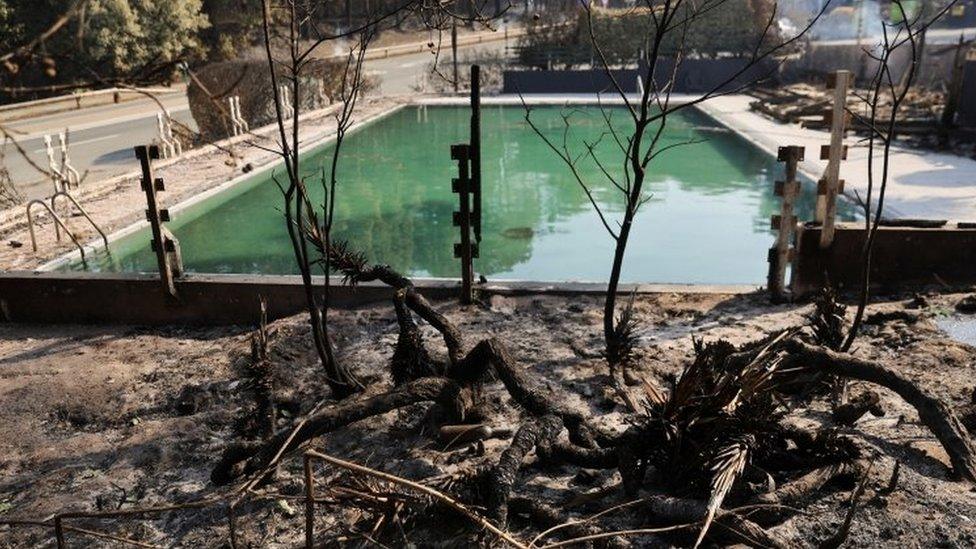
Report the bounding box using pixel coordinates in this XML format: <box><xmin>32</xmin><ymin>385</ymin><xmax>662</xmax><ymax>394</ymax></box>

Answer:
<box><xmin>517</xmin><ymin>0</ymin><xmax>782</xmax><ymax>70</ymax></box>
<box><xmin>200</xmin><ymin>0</ymin><xmax>263</xmax><ymax>60</ymax></box>
<box><xmin>0</xmin><ymin>0</ymin><xmax>209</xmax><ymax>99</ymax></box>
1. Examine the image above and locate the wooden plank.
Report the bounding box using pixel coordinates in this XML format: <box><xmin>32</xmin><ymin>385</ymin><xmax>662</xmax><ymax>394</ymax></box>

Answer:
<box><xmin>817</xmin><ymin>70</ymin><xmax>851</xmax><ymax>248</ymax></box>
<box><xmin>135</xmin><ymin>145</ymin><xmax>179</xmax><ymax>299</ymax></box>
<box><xmin>768</xmin><ymin>145</ymin><xmax>804</xmax><ymax>302</ymax></box>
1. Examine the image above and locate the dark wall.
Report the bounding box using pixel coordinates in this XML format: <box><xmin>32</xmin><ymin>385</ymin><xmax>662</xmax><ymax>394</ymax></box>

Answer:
<box><xmin>503</xmin><ymin>58</ymin><xmax>774</xmax><ymax>94</ymax></box>
<box><xmin>791</xmin><ymin>223</ymin><xmax>976</xmax><ymax>297</ymax></box>
<box><xmin>959</xmin><ymin>56</ymin><xmax>976</xmax><ymax>128</ymax></box>
<box><xmin>503</xmin><ymin>69</ymin><xmax>640</xmax><ymax>94</ymax></box>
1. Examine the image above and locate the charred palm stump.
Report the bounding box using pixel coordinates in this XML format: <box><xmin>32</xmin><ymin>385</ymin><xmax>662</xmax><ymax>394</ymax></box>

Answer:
<box><xmin>390</xmin><ymin>288</ymin><xmax>439</xmax><ymax>385</ymax></box>
<box><xmin>212</xmin><ymin>377</ymin><xmax>467</xmax><ymax>484</ymax></box>
<box><xmin>249</xmin><ymin>301</ymin><xmax>277</xmax><ymax>440</ymax></box>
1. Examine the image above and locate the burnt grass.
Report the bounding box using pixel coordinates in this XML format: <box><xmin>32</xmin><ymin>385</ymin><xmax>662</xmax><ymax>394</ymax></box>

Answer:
<box><xmin>2</xmin><ymin>289</ymin><xmax>976</xmax><ymax>547</ymax></box>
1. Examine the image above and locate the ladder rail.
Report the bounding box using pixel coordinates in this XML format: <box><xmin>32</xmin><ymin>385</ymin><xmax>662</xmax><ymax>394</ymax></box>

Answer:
<box><xmin>25</xmin><ymin>199</ymin><xmax>87</xmax><ymax>264</ymax></box>
<box><xmin>50</xmin><ymin>191</ymin><xmax>110</xmax><ymax>251</ymax></box>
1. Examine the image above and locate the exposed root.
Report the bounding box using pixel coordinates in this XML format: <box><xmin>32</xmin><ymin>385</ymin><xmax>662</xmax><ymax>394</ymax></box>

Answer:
<box><xmin>833</xmin><ymin>390</ymin><xmax>884</xmax><ymax>426</ymax></box>
<box><xmin>784</xmin><ymin>340</ymin><xmax>976</xmax><ymax>482</ymax></box>
<box><xmin>487</xmin><ymin>415</ymin><xmax>563</xmax><ymax>525</ymax></box>
<box><xmin>642</xmin><ymin>495</ymin><xmax>793</xmax><ymax>549</ymax></box>
<box><xmin>755</xmin><ymin>462</ymin><xmax>859</xmax><ymax>506</ymax></box>
<box><xmin>327</xmin><ymin>241</ymin><xmax>465</xmax><ymax>363</ymax></box>
<box><xmin>540</xmin><ymin>442</ymin><xmax>619</xmax><ymax>469</ymax></box>
<box><xmin>508</xmin><ymin>497</ymin><xmax>627</xmax><ymax>548</ymax></box>
<box><xmin>456</xmin><ymin>337</ymin><xmax>607</xmax><ymax>447</ymax></box>
<box><xmin>212</xmin><ymin>377</ymin><xmax>467</xmax><ymax>484</ymax></box>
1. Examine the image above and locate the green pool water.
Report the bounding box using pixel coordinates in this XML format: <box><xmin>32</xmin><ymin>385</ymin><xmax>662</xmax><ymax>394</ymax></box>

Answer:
<box><xmin>67</xmin><ymin>105</ymin><xmax>854</xmax><ymax>284</ymax></box>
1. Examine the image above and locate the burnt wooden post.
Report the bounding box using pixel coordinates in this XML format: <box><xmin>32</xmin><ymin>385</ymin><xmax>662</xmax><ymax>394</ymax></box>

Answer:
<box><xmin>451</xmin><ymin>144</ymin><xmax>477</xmax><ymax>304</ymax></box>
<box><xmin>470</xmin><ymin>64</ymin><xmax>482</xmax><ymax>244</ymax></box>
<box><xmin>816</xmin><ymin>70</ymin><xmax>851</xmax><ymax>248</ymax></box>
<box><xmin>768</xmin><ymin>145</ymin><xmax>804</xmax><ymax>302</ymax></box>
<box><xmin>135</xmin><ymin>145</ymin><xmax>183</xmax><ymax>299</ymax></box>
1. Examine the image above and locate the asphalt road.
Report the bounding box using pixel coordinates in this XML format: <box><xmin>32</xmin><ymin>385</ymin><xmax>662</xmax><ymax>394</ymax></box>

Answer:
<box><xmin>1</xmin><ymin>39</ymin><xmax>512</xmax><ymax>201</ymax></box>
<box><xmin>2</xmin><ymin>92</ymin><xmax>193</xmax><ymax>201</ymax></box>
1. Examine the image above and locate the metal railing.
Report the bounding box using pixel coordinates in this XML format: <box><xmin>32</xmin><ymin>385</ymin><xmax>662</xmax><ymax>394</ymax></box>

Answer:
<box><xmin>50</xmin><ymin>191</ymin><xmax>109</xmax><ymax>251</ymax></box>
<box><xmin>25</xmin><ymin>200</ymin><xmax>88</xmax><ymax>264</ymax></box>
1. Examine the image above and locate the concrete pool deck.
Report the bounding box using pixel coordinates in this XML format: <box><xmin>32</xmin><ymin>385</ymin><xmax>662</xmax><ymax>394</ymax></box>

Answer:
<box><xmin>696</xmin><ymin>95</ymin><xmax>976</xmax><ymax>222</ymax></box>
<box><xmin>426</xmin><ymin>93</ymin><xmax>976</xmax><ymax>222</ymax></box>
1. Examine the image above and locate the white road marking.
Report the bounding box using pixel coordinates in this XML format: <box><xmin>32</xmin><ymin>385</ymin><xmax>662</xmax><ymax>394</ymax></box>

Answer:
<box><xmin>31</xmin><ymin>133</ymin><xmax>120</xmax><ymax>153</ymax></box>
<box><xmin>12</xmin><ymin>104</ymin><xmax>190</xmax><ymax>142</ymax></box>
<box><xmin>398</xmin><ymin>59</ymin><xmax>428</xmax><ymax>68</ymax></box>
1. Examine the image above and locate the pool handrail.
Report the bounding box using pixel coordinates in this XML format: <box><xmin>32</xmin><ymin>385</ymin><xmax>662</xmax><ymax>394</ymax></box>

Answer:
<box><xmin>25</xmin><ymin>199</ymin><xmax>87</xmax><ymax>264</ymax></box>
<box><xmin>50</xmin><ymin>191</ymin><xmax>109</xmax><ymax>252</ymax></box>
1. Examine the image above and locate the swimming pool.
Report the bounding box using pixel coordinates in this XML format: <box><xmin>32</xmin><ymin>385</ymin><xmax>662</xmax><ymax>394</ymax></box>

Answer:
<box><xmin>63</xmin><ymin>104</ymin><xmax>854</xmax><ymax>284</ymax></box>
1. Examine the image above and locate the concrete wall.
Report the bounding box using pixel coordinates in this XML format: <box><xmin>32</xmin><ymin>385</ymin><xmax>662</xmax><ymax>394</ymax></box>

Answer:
<box><xmin>0</xmin><ymin>272</ymin><xmax>753</xmax><ymax>326</ymax></box>
<box><xmin>791</xmin><ymin>222</ymin><xmax>976</xmax><ymax>297</ymax></box>
<box><xmin>0</xmin><ymin>273</ymin><xmax>437</xmax><ymax>326</ymax></box>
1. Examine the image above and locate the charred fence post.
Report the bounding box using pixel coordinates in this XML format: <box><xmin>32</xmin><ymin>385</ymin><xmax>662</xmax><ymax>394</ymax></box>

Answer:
<box><xmin>470</xmin><ymin>64</ymin><xmax>482</xmax><ymax>245</ymax></box>
<box><xmin>449</xmin><ymin>65</ymin><xmax>483</xmax><ymax>305</ymax></box>
<box><xmin>768</xmin><ymin>145</ymin><xmax>804</xmax><ymax>302</ymax></box>
<box><xmin>817</xmin><ymin>70</ymin><xmax>851</xmax><ymax>248</ymax></box>
<box><xmin>451</xmin><ymin>144</ymin><xmax>477</xmax><ymax>305</ymax></box>
<box><xmin>135</xmin><ymin>145</ymin><xmax>183</xmax><ymax>299</ymax></box>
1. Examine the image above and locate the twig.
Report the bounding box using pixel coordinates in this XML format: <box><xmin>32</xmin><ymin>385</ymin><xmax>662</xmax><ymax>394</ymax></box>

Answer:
<box><xmin>305</xmin><ymin>449</ymin><xmax>528</xmax><ymax>548</ymax></box>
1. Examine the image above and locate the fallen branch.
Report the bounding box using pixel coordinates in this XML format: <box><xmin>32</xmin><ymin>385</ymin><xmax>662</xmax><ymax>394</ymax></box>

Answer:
<box><xmin>305</xmin><ymin>449</ymin><xmax>528</xmax><ymax>548</ymax></box>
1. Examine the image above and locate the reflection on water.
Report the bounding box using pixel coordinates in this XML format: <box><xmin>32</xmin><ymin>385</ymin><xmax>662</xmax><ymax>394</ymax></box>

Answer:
<box><xmin>66</xmin><ymin>105</ymin><xmax>856</xmax><ymax>284</ymax></box>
